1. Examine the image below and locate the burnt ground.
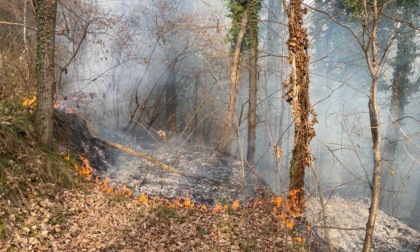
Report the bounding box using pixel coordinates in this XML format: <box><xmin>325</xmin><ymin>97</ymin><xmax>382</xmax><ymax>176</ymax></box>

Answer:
<box><xmin>306</xmin><ymin>196</ymin><xmax>420</xmax><ymax>252</ymax></box>
<box><xmin>54</xmin><ymin>109</ymin><xmax>268</xmax><ymax>206</ymax></box>
<box><xmin>54</xmin><ymin>110</ymin><xmax>420</xmax><ymax>251</ymax></box>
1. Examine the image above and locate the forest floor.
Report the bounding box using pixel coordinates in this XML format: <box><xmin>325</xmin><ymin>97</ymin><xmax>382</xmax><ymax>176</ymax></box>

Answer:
<box><xmin>0</xmin><ymin>102</ymin><xmax>308</xmax><ymax>252</ymax></box>
<box><xmin>0</xmin><ymin>182</ymin><xmax>301</xmax><ymax>252</ymax></box>
<box><xmin>1</xmin><ymin>103</ymin><xmax>419</xmax><ymax>251</ymax></box>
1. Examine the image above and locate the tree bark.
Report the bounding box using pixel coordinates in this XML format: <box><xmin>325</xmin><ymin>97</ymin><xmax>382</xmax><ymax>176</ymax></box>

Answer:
<box><xmin>217</xmin><ymin>8</ymin><xmax>249</xmax><ymax>154</ymax></box>
<box><xmin>34</xmin><ymin>0</ymin><xmax>58</xmax><ymax>147</ymax></box>
<box><xmin>362</xmin><ymin>1</ymin><xmax>382</xmax><ymax>251</ymax></box>
<box><xmin>380</xmin><ymin>12</ymin><xmax>417</xmax><ymax>216</ymax></box>
<box><xmin>23</xmin><ymin>0</ymin><xmax>28</xmax><ymax>51</ymax></box>
<box><xmin>247</xmin><ymin>2</ymin><xmax>259</xmax><ymax>164</ymax></box>
<box><xmin>286</xmin><ymin>0</ymin><xmax>316</xmax><ymax>203</ymax></box>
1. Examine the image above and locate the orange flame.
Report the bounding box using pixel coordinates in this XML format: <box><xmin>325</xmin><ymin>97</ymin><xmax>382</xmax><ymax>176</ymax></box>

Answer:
<box><xmin>22</xmin><ymin>96</ymin><xmax>36</xmax><ymax>108</ymax></box>
<box><xmin>77</xmin><ymin>154</ymin><xmax>93</xmax><ymax>179</ymax></box>
<box><xmin>232</xmin><ymin>200</ymin><xmax>240</xmax><ymax>210</ymax></box>
<box><xmin>138</xmin><ymin>193</ymin><xmax>149</xmax><ymax>204</ymax></box>
<box><xmin>54</xmin><ymin>101</ymin><xmax>76</xmax><ymax>114</ymax></box>
<box><xmin>270</xmin><ymin>189</ymin><xmax>306</xmax><ymax>244</ymax></box>
<box><xmin>184</xmin><ymin>193</ymin><xmax>194</xmax><ymax>208</ymax></box>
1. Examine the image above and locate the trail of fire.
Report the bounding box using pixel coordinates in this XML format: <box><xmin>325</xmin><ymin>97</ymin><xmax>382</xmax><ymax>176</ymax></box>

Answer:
<box><xmin>25</xmin><ymin>94</ymin><xmax>307</xmax><ymax>243</ymax></box>
<box><xmin>67</xmin><ymin>151</ymin><xmax>307</xmax><ymax>244</ymax></box>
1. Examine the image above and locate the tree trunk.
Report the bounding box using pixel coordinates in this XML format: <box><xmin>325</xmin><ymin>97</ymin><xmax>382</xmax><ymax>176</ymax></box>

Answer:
<box><xmin>23</xmin><ymin>0</ymin><xmax>27</xmax><ymax>51</ymax></box>
<box><xmin>165</xmin><ymin>70</ymin><xmax>177</xmax><ymax>132</ymax></box>
<box><xmin>286</xmin><ymin>0</ymin><xmax>316</xmax><ymax>203</ymax></box>
<box><xmin>380</xmin><ymin>15</ymin><xmax>417</xmax><ymax>216</ymax></box>
<box><xmin>247</xmin><ymin>1</ymin><xmax>259</xmax><ymax>164</ymax></box>
<box><xmin>362</xmin><ymin>1</ymin><xmax>382</xmax><ymax>251</ymax></box>
<box><xmin>217</xmin><ymin>8</ymin><xmax>248</xmax><ymax>154</ymax></box>
<box><xmin>410</xmin><ymin>190</ymin><xmax>420</xmax><ymax>230</ymax></box>
<box><xmin>34</xmin><ymin>0</ymin><xmax>58</xmax><ymax>147</ymax></box>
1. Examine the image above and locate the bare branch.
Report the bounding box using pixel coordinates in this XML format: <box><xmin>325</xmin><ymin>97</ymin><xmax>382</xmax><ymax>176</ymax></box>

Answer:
<box><xmin>303</xmin><ymin>3</ymin><xmax>363</xmax><ymax>47</ymax></box>
<box><xmin>381</xmin><ymin>12</ymin><xmax>420</xmax><ymax>31</ymax></box>
<box><xmin>0</xmin><ymin>21</ymin><xmax>37</xmax><ymax>30</ymax></box>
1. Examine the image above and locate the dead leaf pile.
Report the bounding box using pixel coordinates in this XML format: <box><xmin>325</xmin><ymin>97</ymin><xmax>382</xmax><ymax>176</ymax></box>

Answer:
<box><xmin>0</xmin><ymin>186</ymin><xmax>299</xmax><ymax>251</ymax></box>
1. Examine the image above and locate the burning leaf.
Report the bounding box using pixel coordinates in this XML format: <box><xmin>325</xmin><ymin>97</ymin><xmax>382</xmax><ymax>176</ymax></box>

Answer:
<box><xmin>22</xmin><ymin>96</ymin><xmax>36</xmax><ymax>107</ymax></box>
<box><xmin>78</xmin><ymin>154</ymin><xmax>93</xmax><ymax>179</ymax></box>
<box><xmin>272</xmin><ymin>197</ymin><xmax>282</xmax><ymax>208</ymax></box>
<box><xmin>157</xmin><ymin>130</ymin><xmax>168</xmax><ymax>142</ymax></box>
<box><xmin>200</xmin><ymin>205</ymin><xmax>208</xmax><ymax>211</ymax></box>
<box><xmin>138</xmin><ymin>193</ymin><xmax>149</xmax><ymax>204</ymax></box>
<box><xmin>232</xmin><ymin>200</ymin><xmax>240</xmax><ymax>210</ymax></box>
<box><xmin>213</xmin><ymin>203</ymin><xmax>223</xmax><ymax>212</ymax></box>
<box><xmin>184</xmin><ymin>193</ymin><xmax>194</xmax><ymax>208</ymax></box>
<box><xmin>286</xmin><ymin>221</ymin><xmax>294</xmax><ymax>229</ymax></box>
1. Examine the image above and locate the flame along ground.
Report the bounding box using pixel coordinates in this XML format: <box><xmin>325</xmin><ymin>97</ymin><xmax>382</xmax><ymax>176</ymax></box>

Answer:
<box><xmin>69</xmin><ymin>152</ymin><xmax>309</xmax><ymax>244</ymax></box>
<box><xmin>23</xmin><ymin>95</ymin><xmax>308</xmax><ymax>244</ymax></box>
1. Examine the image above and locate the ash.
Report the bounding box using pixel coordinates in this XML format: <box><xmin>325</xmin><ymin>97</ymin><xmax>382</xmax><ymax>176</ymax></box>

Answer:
<box><xmin>306</xmin><ymin>196</ymin><xmax>420</xmax><ymax>252</ymax></box>
<box><xmin>55</xmin><ymin>110</ymin><xmax>268</xmax><ymax>205</ymax></box>
<box><xmin>102</xmin><ymin>137</ymin><xmax>269</xmax><ymax>206</ymax></box>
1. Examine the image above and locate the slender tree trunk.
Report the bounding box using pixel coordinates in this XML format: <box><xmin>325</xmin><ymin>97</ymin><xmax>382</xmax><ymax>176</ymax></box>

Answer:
<box><xmin>165</xmin><ymin>70</ymin><xmax>177</xmax><ymax>132</ymax></box>
<box><xmin>286</xmin><ymin>0</ymin><xmax>316</xmax><ymax>203</ymax></box>
<box><xmin>23</xmin><ymin>0</ymin><xmax>27</xmax><ymax>51</ymax></box>
<box><xmin>247</xmin><ymin>2</ymin><xmax>259</xmax><ymax>164</ymax></box>
<box><xmin>218</xmin><ymin>8</ymin><xmax>249</xmax><ymax>153</ymax></box>
<box><xmin>362</xmin><ymin>1</ymin><xmax>382</xmax><ymax>251</ymax></box>
<box><xmin>410</xmin><ymin>190</ymin><xmax>420</xmax><ymax>230</ymax></box>
<box><xmin>34</xmin><ymin>0</ymin><xmax>58</xmax><ymax>147</ymax></box>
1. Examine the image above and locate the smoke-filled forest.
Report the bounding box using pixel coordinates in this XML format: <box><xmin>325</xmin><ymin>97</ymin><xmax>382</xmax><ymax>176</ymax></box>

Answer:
<box><xmin>0</xmin><ymin>0</ymin><xmax>419</xmax><ymax>251</ymax></box>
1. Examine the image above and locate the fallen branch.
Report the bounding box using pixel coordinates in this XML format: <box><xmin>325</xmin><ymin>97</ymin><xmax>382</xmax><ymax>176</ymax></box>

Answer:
<box><xmin>100</xmin><ymin>139</ymin><xmax>201</xmax><ymax>179</ymax></box>
<box><xmin>312</xmin><ymin>225</ymin><xmax>365</xmax><ymax>231</ymax></box>
<box><xmin>99</xmin><ymin>139</ymin><xmax>239</xmax><ymax>189</ymax></box>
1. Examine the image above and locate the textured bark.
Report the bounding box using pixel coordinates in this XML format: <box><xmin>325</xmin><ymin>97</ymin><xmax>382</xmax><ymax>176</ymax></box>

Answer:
<box><xmin>218</xmin><ymin>8</ymin><xmax>248</xmax><ymax>153</ymax></box>
<box><xmin>246</xmin><ymin>3</ymin><xmax>258</xmax><ymax>164</ymax></box>
<box><xmin>34</xmin><ymin>0</ymin><xmax>57</xmax><ymax>147</ymax></box>
<box><xmin>286</xmin><ymin>0</ymin><xmax>317</xmax><ymax>203</ymax></box>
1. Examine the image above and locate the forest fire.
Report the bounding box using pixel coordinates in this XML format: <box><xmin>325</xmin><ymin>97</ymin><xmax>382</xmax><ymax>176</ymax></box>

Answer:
<box><xmin>54</xmin><ymin>100</ymin><xmax>77</xmax><ymax>114</ymax></box>
<box><xmin>69</xmin><ymin>152</ymin><xmax>306</xmax><ymax>236</ymax></box>
<box><xmin>85</xmin><ymin>159</ymin><xmax>305</xmax><ymax>244</ymax></box>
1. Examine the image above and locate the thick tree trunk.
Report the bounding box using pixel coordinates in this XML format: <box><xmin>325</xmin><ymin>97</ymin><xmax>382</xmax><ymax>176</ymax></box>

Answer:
<box><xmin>218</xmin><ymin>8</ymin><xmax>249</xmax><ymax>153</ymax></box>
<box><xmin>286</xmin><ymin>0</ymin><xmax>316</xmax><ymax>203</ymax></box>
<box><xmin>34</xmin><ymin>0</ymin><xmax>57</xmax><ymax>147</ymax></box>
<box><xmin>247</xmin><ymin>3</ymin><xmax>258</xmax><ymax>164</ymax></box>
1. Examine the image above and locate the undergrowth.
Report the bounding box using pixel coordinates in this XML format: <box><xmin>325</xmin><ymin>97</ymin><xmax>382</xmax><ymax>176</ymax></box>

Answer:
<box><xmin>0</xmin><ymin>100</ymin><xmax>83</xmax><ymax>206</ymax></box>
